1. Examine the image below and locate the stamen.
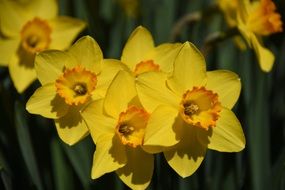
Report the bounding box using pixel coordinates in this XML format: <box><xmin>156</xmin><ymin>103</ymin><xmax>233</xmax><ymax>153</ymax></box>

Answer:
<box><xmin>184</xmin><ymin>102</ymin><xmax>199</xmax><ymax>116</ymax></box>
<box><xmin>73</xmin><ymin>83</ymin><xmax>87</xmax><ymax>96</ymax></box>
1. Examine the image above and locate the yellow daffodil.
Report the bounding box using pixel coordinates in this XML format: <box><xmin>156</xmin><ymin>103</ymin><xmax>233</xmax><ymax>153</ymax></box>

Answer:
<box><xmin>217</xmin><ymin>0</ymin><xmax>246</xmax><ymax>50</ymax></box>
<box><xmin>121</xmin><ymin>26</ymin><xmax>182</xmax><ymax>76</ymax></box>
<box><xmin>0</xmin><ymin>0</ymin><xmax>86</xmax><ymax>93</ymax></box>
<box><xmin>26</xmin><ymin>36</ymin><xmax>126</xmax><ymax>145</ymax></box>
<box><xmin>82</xmin><ymin>70</ymin><xmax>153</xmax><ymax>190</ymax></box>
<box><xmin>136</xmin><ymin>42</ymin><xmax>245</xmax><ymax>177</ymax></box>
<box><xmin>237</xmin><ymin>0</ymin><xmax>283</xmax><ymax>72</ymax></box>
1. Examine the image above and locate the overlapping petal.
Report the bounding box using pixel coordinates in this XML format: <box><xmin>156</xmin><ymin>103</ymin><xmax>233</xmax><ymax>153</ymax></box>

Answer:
<box><xmin>116</xmin><ymin>147</ymin><xmax>154</xmax><ymax>190</ymax></box>
<box><xmin>55</xmin><ymin>107</ymin><xmax>89</xmax><ymax>145</ymax></box>
<box><xmin>68</xmin><ymin>36</ymin><xmax>102</xmax><ymax>74</ymax></box>
<box><xmin>206</xmin><ymin>70</ymin><xmax>241</xmax><ymax>109</ymax></box>
<box><xmin>35</xmin><ymin>50</ymin><xmax>77</xmax><ymax>85</ymax></box>
<box><xmin>104</xmin><ymin>70</ymin><xmax>136</xmax><ymax>118</ymax></box>
<box><xmin>0</xmin><ymin>38</ymin><xmax>19</xmax><ymax>65</ymax></box>
<box><xmin>26</xmin><ymin>83</ymin><xmax>69</xmax><ymax>119</ymax></box>
<box><xmin>136</xmin><ymin>72</ymin><xmax>180</xmax><ymax>112</ymax></box>
<box><xmin>121</xmin><ymin>26</ymin><xmax>155</xmax><ymax>70</ymax></box>
<box><xmin>197</xmin><ymin>108</ymin><xmax>245</xmax><ymax>152</ymax></box>
<box><xmin>8</xmin><ymin>52</ymin><xmax>37</xmax><ymax>93</ymax></box>
<box><xmin>167</xmin><ymin>42</ymin><xmax>207</xmax><ymax>96</ymax></box>
<box><xmin>145</xmin><ymin>43</ymin><xmax>182</xmax><ymax>73</ymax></box>
<box><xmin>164</xmin><ymin>126</ymin><xmax>206</xmax><ymax>178</ymax></box>
<box><xmin>81</xmin><ymin>99</ymin><xmax>117</xmax><ymax>142</ymax></box>
<box><xmin>49</xmin><ymin>16</ymin><xmax>86</xmax><ymax>51</ymax></box>
<box><xmin>144</xmin><ymin>105</ymin><xmax>182</xmax><ymax>148</ymax></box>
<box><xmin>91</xmin><ymin>134</ymin><xmax>127</xmax><ymax>179</ymax></box>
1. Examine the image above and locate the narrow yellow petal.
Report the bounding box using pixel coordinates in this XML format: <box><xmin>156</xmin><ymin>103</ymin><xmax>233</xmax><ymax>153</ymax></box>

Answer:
<box><xmin>91</xmin><ymin>59</ymin><xmax>129</xmax><ymax>101</ymax></box>
<box><xmin>144</xmin><ymin>105</ymin><xmax>182</xmax><ymax>148</ymax></box>
<box><xmin>145</xmin><ymin>43</ymin><xmax>183</xmax><ymax>73</ymax></box>
<box><xmin>250</xmin><ymin>34</ymin><xmax>274</xmax><ymax>72</ymax></box>
<box><xmin>35</xmin><ymin>50</ymin><xmax>77</xmax><ymax>85</ymax></box>
<box><xmin>116</xmin><ymin>147</ymin><xmax>154</xmax><ymax>190</ymax></box>
<box><xmin>136</xmin><ymin>72</ymin><xmax>180</xmax><ymax>112</ymax></box>
<box><xmin>197</xmin><ymin>108</ymin><xmax>245</xmax><ymax>152</ymax></box>
<box><xmin>55</xmin><ymin>107</ymin><xmax>89</xmax><ymax>145</ymax></box>
<box><xmin>167</xmin><ymin>42</ymin><xmax>207</xmax><ymax>96</ymax></box>
<box><xmin>121</xmin><ymin>26</ymin><xmax>155</xmax><ymax>70</ymax></box>
<box><xmin>27</xmin><ymin>0</ymin><xmax>58</xmax><ymax>19</ymax></box>
<box><xmin>206</xmin><ymin>70</ymin><xmax>241</xmax><ymax>109</ymax></box>
<box><xmin>68</xmin><ymin>36</ymin><xmax>102</xmax><ymax>74</ymax></box>
<box><xmin>26</xmin><ymin>83</ymin><xmax>69</xmax><ymax>119</ymax></box>
<box><xmin>104</xmin><ymin>70</ymin><xmax>136</xmax><ymax>118</ymax></box>
<box><xmin>49</xmin><ymin>16</ymin><xmax>86</xmax><ymax>50</ymax></box>
<box><xmin>91</xmin><ymin>134</ymin><xmax>126</xmax><ymax>179</ymax></box>
<box><xmin>164</xmin><ymin>126</ymin><xmax>206</xmax><ymax>178</ymax></box>
<box><xmin>0</xmin><ymin>38</ymin><xmax>19</xmax><ymax>66</ymax></box>
<box><xmin>81</xmin><ymin>99</ymin><xmax>117</xmax><ymax>143</ymax></box>
<box><xmin>8</xmin><ymin>52</ymin><xmax>37</xmax><ymax>93</ymax></box>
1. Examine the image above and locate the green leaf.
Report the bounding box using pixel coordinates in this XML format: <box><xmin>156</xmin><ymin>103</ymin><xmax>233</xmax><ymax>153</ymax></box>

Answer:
<box><xmin>51</xmin><ymin>138</ymin><xmax>74</xmax><ymax>190</ymax></box>
<box><xmin>14</xmin><ymin>101</ymin><xmax>43</xmax><ymax>190</ymax></box>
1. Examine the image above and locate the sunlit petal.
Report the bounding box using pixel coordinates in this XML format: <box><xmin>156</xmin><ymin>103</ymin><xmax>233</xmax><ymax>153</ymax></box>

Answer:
<box><xmin>26</xmin><ymin>83</ymin><xmax>69</xmax><ymax>119</ymax></box>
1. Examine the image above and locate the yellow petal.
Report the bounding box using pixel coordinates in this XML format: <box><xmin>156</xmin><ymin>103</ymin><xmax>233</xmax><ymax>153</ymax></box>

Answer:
<box><xmin>206</xmin><ymin>70</ymin><xmax>241</xmax><ymax>109</ymax></box>
<box><xmin>116</xmin><ymin>147</ymin><xmax>153</xmax><ymax>190</ymax></box>
<box><xmin>164</xmin><ymin>126</ymin><xmax>206</xmax><ymax>178</ymax></box>
<box><xmin>136</xmin><ymin>72</ymin><xmax>180</xmax><ymax>112</ymax></box>
<box><xmin>92</xmin><ymin>59</ymin><xmax>130</xmax><ymax>101</ymax></box>
<box><xmin>167</xmin><ymin>42</ymin><xmax>207</xmax><ymax>96</ymax></box>
<box><xmin>144</xmin><ymin>105</ymin><xmax>182</xmax><ymax>148</ymax></box>
<box><xmin>145</xmin><ymin>43</ymin><xmax>183</xmax><ymax>73</ymax></box>
<box><xmin>55</xmin><ymin>107</ymin><xmax>89</xmax><ymax>145</ymax></box>
<box><xmin>68</xmin><ymin>36</ymin><xmax>102</xmax><ymax>74</ymax></box>
<box><xmin>0</xmin><ymin>0</ymin><xmax>29</xmax><ymax>37</ymax></box>
<box><xmin>0</xmin><ymin>38</ymin><xmax>19</xmax><ymax>66</ymax></box>
<box><xmin>26</xmin><ymin>83</ymin><xmax>69</xmax><ymax>119</ymax></box>
<box><xmin>197</xmin><ymin>108</ymin><xmax>245</xmax><ymax>152</ymax></box>
<box><xmin>0</xmin><ymin>0</ymin><xmax>57</xmax><ymax>37</ymax></box>
<box><xmin>26</xmin><ymin>0</ymin><xmax>57</xmax><ymax>20</ymax></box>
<box><xmin>81</xmin><ymin>99</ymin><xmax>117</xmax><ymax>143</ymax></box>
<box><xmin>8</xmin><ymin>51</ymin><xmax>36</xmax><ymax>93</ymax></box>
<box><xmin>121</xmin><ymin>26</ymin><xmax>155</xmax><ymax>70</ymax></box>
<box><xmin>35</xmin><ymin>50</ymin><xmax>77</xmax><ymax>85</ymax></box>
<box><xmin>91</xmin><ymin>134</ymin><xmax>127</xmax><ymax>179</ymax></box>
<box><xmin>104</xmin><ymin>70</ymin><xmax>136</xmax><ymax>118</ymax></box>
<box><xmin>250</xmin><ymin>34</ymin><xmax>274</xmax><ymax>72</ymax></box>
<box><xmin>49</xmin><ymin>16</ymin><xmax>86</xmax><ymax>50</ymax></box>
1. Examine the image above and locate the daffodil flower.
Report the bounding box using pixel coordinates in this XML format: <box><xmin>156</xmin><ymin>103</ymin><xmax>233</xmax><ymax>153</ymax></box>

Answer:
<box><xmin>237</xmin><ymin>0</ymin><xmax>282</xmax><ymax>72</ymax></box>
<box><xmin>121</xmin><ymin>26</ymin><xmax>182</xmax><ymax>76</ymax></box>
<box><xmin>217</xmin><ymin>0</ymin><xmax>246</xmax><ymax>50</ymax></box>
<box><xmin>26</xmin><ymin>36</ymin><xmax>126</xmax><ymax>145</ymax></box>
<box><xmin>136</xmin><ymin>42</ymin><xmax>245</xmax><ymax>177</ymax></box>
<box><xmin>0</xmin><ymin>0</ymin><xmax>86</xmax><ymax>93</ymax></box>
<box><xmin>82</xmin><ymin>70</ymin><xmax>153</xmax><ymax>190</ymax></box>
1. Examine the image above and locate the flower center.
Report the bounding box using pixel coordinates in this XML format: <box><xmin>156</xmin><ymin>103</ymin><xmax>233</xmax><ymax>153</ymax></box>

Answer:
<box><xmin>246</xmin><ymin>0</ymin><xmax>282</xmax><ymax>36</ymax></box>
<box><xmin>20</xmin><ymin>17</ymin><xmax>52</xmax><ymax>54</ymax></box>
<box><xmin>133</xmin><ymin>60</ymin><xmax>160</xmax><ymax>76</ymax></box>
<box><xmin>116</xmin><ymin>106</ymin><xmax>149</xmax><ymax>148</ymax></box>
<box><xmin>180</xmin><ymin>87</ymin><xmax>222</xmax><ymax>130</ymax></box>
<box><xmin>55</xmin><ymin>66</ymin><xmax>97</xmax><ymax>106</ymax></box>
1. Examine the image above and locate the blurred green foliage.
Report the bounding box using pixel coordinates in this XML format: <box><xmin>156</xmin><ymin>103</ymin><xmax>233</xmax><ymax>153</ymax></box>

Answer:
<box><xmin>1</xmin><ymin>0</ymin><xmax>285</xmax><ymax>189</ymax></box>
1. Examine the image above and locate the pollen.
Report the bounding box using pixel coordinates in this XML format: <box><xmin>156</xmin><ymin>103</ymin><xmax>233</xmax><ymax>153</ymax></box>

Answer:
<box><xmin>180</xmin><ymin>87</ymin><xmax>222</xmax><ymax>130</ymax></box>
<box><xmin>20</xmin><ymin>17</ymin><xmax>52</xmax><ymax>54</ymax></box>
<box><xmin>116</xmin><ymin>106</ymin><xmax>149</xmax><ymax>148</ymax></box>
<box><xmin>133</xmin><ymin>60</ymin><xmax>160</xmax><ymax>76</ymax></box>
<box><xmin>55</xmin><ymin>66</ymin><xmax>97</xmax><ymax>106</ymax></box>
<box><xmin>246</xmin><ymin>0</ymin><xmax>282</xmax><ymax>36</ymax></box>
